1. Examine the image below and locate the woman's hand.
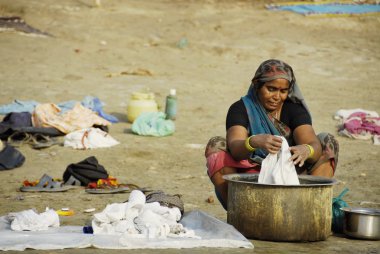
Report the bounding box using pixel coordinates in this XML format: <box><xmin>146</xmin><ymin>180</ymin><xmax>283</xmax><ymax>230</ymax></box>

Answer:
<box><xmin>289</xmin><ymin>144</ymin><xmax>310</xmax><ymax>167</ymax></box>
<box><xmin>252</xmin><ymin>134</ymin><xmax>283</xmax><ymax>154</ymax></box>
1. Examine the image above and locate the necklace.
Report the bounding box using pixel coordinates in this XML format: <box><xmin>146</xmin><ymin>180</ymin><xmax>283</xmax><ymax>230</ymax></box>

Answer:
<box><xmin>270</xmin><ymin>109</ymin><xmax>280</xmax><ymax>120</ymax></box>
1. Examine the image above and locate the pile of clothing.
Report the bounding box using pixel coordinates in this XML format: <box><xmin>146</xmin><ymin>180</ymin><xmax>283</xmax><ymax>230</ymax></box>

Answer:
<box><xmin>0</xmin><ymin>96</ymin><xmax>120</xmax><ymax>170</ymax></box>
<box><xmin>334</xmin><ymin>108</ymin><xmax>380</xmax><ymax>145</ymax></box>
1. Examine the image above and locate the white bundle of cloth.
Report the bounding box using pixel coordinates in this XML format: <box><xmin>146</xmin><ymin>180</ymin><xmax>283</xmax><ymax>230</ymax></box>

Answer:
<box><xmin>258</xmin><ymin>136</ymin><xmax>300</xmax><ymax>185</ymax></box>
<box><xmin>6</xmin><ymin>208</ymin><xmax>59</xmax><ymax>231</ymax></box>
<box><xmin>64</xmin><ymin>127</ymin><xmax>119</xmax><ymax>149</ymax></box>
<box><xmin>92</xmin><ymin>190</ymin><xmax>197</xmax><ymax>243</ymax></box>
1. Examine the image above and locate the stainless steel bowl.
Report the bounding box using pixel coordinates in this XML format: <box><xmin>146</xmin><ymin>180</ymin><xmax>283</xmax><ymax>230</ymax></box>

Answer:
<box><xmin>341</xmin><ymin>207</ymin><xmax>380</xmax><ymax>240</ymax></box>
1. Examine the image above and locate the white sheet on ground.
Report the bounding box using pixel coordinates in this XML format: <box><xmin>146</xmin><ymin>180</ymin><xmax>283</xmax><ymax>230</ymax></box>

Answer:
<box><xmin>0</xmin><ymin>210</ymin><xmax>253</xmax><ymax>251</ymax></box>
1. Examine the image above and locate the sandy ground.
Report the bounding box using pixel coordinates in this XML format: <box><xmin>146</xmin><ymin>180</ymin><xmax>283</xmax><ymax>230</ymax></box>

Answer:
<box><xmin>0</xmin><ymin>0</ymin><xmax>379</xmax><ymax>253</ymax></box>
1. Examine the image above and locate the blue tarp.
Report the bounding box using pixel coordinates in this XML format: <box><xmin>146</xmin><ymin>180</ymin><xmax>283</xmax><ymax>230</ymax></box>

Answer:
<box><xmin>268</xmin><ymin>3</ymin><xmax>380</xmax><ymax>16</ymax></box>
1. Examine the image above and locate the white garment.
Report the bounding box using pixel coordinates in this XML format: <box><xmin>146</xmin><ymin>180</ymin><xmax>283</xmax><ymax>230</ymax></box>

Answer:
<box><xmin>64</xmin><ymin>127</ymin><xmax>119</xmax><ymax>149</ymax></box>
<box><xmin>258</xmin><ymin>136</ymin><xmax>300</xmax><ymax>185</ymax></box>
<box><xmin>92</xmin><ymin>190</ymin><xmax>146</xmax><ymax>235</ymax></box>
<box><xmin>7</xmin><ymin>209</ymin><xmax>59</xmax><ymax>231</ymax></box>
<box><xmin>91</xmin><ymin>190</ymin><xmax>196</xmax><ymax>241</ymax></box>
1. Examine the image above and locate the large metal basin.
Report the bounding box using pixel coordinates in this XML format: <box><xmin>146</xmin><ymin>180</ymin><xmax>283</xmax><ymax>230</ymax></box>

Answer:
<box><xmin>224</xmin><ymin>173</ymin><xmax>337</xmax><ymax>242</ymax></box>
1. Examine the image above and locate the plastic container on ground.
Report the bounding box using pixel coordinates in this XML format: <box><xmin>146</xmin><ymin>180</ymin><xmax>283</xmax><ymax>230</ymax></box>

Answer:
<box><xmin>127</xmin><ymin>92</ymin><xmax>158</xmax><ymax>123</ymax></box>
<box><xmin>165</xmin><ymin>89</ymin><xmax>177</xmax><ymax>120</ymax></box>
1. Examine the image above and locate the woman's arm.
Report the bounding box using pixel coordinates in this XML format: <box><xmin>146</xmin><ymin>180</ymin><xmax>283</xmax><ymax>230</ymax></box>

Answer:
<box><xmin>227</xmin><ymin>125</ymin><xmax>283</xmax><ymax>161</ymax></box>
<box><xmin>290</xmin><ymin>124</ymin><xmax>322</xmax><ymax>166</ymax></box>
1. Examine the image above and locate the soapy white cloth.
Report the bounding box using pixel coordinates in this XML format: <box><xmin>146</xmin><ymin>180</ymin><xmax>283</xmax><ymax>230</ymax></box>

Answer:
<box><xmin>64</xmin><ymin>127</ymin><xmax>119</xmax><ymax>149</ymax></box>
<box><xmin>92</xmin><ymin>190</ymin><xmax>196</xmax><ymax>242</ymax></box>
<box><xmin>6</xmin><ymin>209</ymin><xmax>59</xmax><ymax>231</ymax></box>
<box><xmin>258</xmin><ymin>136</ymin><xmax>300</xmax><ymax>185</ymax></box>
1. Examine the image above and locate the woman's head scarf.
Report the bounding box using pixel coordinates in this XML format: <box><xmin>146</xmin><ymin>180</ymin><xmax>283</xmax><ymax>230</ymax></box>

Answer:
<box><xmin>241</xmin><ymin>59</ymin><xmax>310</xmax><ymax>161</ymax></box>
<box><xmin>250</xmin><ymin>59</ymin><xmax>310</xmax><ymax>115</ymax></box>
<box><xmin>252</xmin><ymin>59</ymin><xmax>295</xmax><ymax>87</ymax></box>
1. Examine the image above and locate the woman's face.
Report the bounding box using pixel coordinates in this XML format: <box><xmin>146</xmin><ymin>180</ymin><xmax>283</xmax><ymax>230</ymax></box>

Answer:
<box><xmin>257</xmin><ymin>79</ymin><xmax>290</xmax><ymax>112</ymax></box>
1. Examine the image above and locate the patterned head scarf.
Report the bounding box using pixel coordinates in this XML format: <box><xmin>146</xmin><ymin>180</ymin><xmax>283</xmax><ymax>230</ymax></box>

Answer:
<box><xmin>252</xmin><ymin>59</ymin><xmax>295</xmax><ymax>88</ymax></box>
<box><xmin>249</xmin><ymin>59</ymin><xmax>310</xmax><ymax>116</ymax></box>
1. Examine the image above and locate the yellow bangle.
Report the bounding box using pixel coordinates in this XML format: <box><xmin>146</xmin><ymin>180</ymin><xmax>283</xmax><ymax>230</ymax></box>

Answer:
<box><xmin>305</xmin><ymin>144</ymin><xmax>314</xmax><ymax>159</ymax></box>
<box><xmin>245</xmin><ymin>135</ymin><xmax>256</xmax><ymax>152</ymax></box>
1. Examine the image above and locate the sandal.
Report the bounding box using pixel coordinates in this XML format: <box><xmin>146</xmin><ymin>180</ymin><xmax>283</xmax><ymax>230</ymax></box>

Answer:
<box><xmin>85</xmin><ymin>177</ymin><xmax>151</xmax><ymax>194</ymax></box>
<box><xmin>20</xmin><ymin>174</ymin><xmax>76</xmax><ymax>192</ymax></box>
<box><xmin>30</xmin><ymin>134</ymin><xmax>62</xmax><ymax>149</ymax></box>
<box><xmin>7</xmin><ymin>132</ymin><xmax>33</xmax><ymax>147</ymax></box>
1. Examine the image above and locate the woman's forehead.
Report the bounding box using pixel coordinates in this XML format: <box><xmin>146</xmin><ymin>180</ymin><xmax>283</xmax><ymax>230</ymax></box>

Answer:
<box><xmin>264</xmin><ymin>78</ymin><xmax>290</xmax><ymax>88</ymax></box>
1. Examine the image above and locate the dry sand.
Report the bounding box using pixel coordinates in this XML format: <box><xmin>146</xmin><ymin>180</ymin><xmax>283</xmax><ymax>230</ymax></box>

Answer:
<box><xmin>0</xmin><ymin>0</ymin><xmax>379</xmax><ymax>253</ymax></box>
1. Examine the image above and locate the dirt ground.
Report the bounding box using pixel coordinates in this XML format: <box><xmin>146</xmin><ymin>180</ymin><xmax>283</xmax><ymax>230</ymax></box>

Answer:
<box><xmin>0</xmin><ymin>0</ymin><xmax>379</xmax><ymax>253</ymax></box>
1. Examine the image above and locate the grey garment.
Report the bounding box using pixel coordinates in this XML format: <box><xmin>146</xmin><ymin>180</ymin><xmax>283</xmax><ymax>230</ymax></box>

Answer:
<box><xmin>145</xmin><ymin>191</ymin><xmax>184</xmax><ymax>214</ymax></box>
<box><xmin>299</xmin><ymin>132</ymin><xmax>339</xmax><ymax>174</ymax></box>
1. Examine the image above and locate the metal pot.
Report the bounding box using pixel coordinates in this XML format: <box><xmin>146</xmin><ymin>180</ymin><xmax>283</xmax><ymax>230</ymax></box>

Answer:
<box><xmin>341</xmin><ymin>207</ymin><xmax>380</xmax><ymax>240</ymax></box>
<box><xmin>224</xmin><ymin>173</ymin><xmax>337</xmax><ymax>242</ymax></box>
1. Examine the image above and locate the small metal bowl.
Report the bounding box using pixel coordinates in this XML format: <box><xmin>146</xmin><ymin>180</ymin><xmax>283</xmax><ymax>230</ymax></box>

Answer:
<box><xmin>341</xmin><ymin>207</ymin><xmax>380</xmax><ymax>240</ymax></box>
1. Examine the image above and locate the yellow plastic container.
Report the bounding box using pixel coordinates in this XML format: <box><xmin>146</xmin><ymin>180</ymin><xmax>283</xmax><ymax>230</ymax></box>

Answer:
<box><xmin>127</xmin><ymin>92</ymin><xmax>158</xmax><ymax>123</ymax></box>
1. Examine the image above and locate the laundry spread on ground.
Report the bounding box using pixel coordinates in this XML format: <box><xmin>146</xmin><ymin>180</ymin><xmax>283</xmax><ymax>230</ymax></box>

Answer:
<box><xmin>0</xmin><ymin>207</ymin><xmax>253</xmax><ymax>251</ymax></box>
<box><xmin>0</xmin><ymin>96</ymin><xmax>119</xmax><ymax>156</ymax></box>
<box><xmin>334</xmin><ymin>108</ymin><xmax>380</xmax><ymax>145</ymax></box>
<box><xmin>0</xmin><ymin>96</ymin><xmax>118</xmax><ymax>123</ymax></box>
<box><xmin>267</xmin><ymin>1</ymin><xmax>380</xmax><ymax>16</ymax></box>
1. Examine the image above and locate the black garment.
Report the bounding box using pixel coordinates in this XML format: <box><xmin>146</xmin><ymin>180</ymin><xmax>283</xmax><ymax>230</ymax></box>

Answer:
<box><xmin>63</xmin><ymin>156</ymin><xmax>109</xmax><ymax>186</ymax></box>
<box><xmin>0</xmin><ymin>144</ymin><xmax>25</xmax><ymax>170</ymax></box>
<box><xmin>226</xmin><ymin>99</ymin><xmax>311</xmax><ymax>130</ymax></box>
<box><xmin>0</xmin><ymin>112</ymin><xmax>63</xmax><ymax>139</ymax></box>
<box><xmin>226</xmin><ymin>99</ymin><xmax>311</xmax><ymax>145</ymax></box>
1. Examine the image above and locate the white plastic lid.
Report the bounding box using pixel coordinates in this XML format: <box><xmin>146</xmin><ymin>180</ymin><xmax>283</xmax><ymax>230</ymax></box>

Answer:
<box><xmin>169</xmin><ymin>89</ymin><xmax>176</xmax><ymax>96</ymax></box>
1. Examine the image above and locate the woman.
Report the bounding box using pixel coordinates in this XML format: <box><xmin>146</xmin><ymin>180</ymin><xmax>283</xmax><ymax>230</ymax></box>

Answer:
<box><xmin>205</xmin><ymin>59</ymin><xmax>339</xmax><ymax>210</ymax></box>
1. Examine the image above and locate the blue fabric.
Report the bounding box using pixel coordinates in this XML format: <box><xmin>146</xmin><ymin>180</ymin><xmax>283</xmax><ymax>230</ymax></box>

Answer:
<box><xmin>131</xmin><ymin>112</ymin><xmax>175</xmax><ymax>137</ymax></box>
<box><xmin>56</xmin><ymin>100</ymin><xmax>77</xmax><ymax>114</ymax></box>
<box><xmin>0</xmin><ymin>100</ymin><xmax>39</xmax><ymax>115</ymax></box>
<box><xmin>81</xmin><ymin>96</ymin><xmax>119</xmax><ymax>123</ymax></box>
<box><xmin>272</xmin><ymin>4</ymin><xmax>380</xmax><ymax>15</ymax></box>
<box><xmin>241</xmin><ymin>88</ymin><xmax>280</xmax><ymax>159</ymax></box>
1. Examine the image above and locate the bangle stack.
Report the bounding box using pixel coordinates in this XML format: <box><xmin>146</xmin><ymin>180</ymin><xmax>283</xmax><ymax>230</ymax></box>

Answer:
<box><xmin>245</xmin><ymin>135</ymin><xmax>256</xmax><ymax>152</ymax></box>
<box><xmin>305</xmin><ymin>144</ymin><xmax>315</xmax><ymax>159</ymax></box>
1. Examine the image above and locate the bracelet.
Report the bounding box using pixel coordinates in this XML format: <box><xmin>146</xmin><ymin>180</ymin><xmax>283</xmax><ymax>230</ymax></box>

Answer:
<box><xmin>245</xmin><ymin>135</ymin><xmax>256</xmax><ymax>152</ymax></box>
<box><xmin>305</xmin><ymin>144</ymin><xmax>314</xmax><ymax>159</ymax></box>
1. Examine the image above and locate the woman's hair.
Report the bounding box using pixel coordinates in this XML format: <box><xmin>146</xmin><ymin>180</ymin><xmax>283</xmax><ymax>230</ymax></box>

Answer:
<box><xmin>251</xmin><ymin>59</ymin><xmax>295</xmax><ymax>91</ymax></box>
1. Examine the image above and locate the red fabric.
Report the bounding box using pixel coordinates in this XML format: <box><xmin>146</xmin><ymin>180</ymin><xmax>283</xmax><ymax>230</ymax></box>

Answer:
<box><xmin>206</xmin><ymin>151</ymin><xmax>260</xmax><ymax>178</ymax></box>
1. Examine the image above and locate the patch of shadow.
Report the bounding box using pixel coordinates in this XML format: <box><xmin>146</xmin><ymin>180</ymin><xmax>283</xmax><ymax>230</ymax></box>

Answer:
<box><xmin>111</xmin><ymin>112</ymin><xmax>127</xmax><ymax>123</ymax></box>
<box><xmin>123</xmin><ymin>128</ymin><xmax>134</xmax><ymax>134</ymax></box>
<box><xmin>63</xmin><ymin>74</ymin><xmax>83</xmax><ymax>81</ymax></box>
<box><xmin>129</xmin><ymin>150</ymin><xmax>154</xmax><ymax>159</ymax></box>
